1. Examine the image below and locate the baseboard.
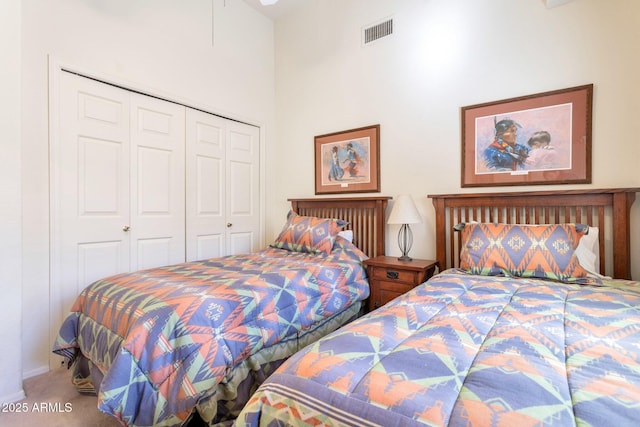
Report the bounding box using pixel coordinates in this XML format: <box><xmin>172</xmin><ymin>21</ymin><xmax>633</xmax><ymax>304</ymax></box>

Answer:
<box><xmin>22</xmin><ymin>365</ymin><xmax>50</xmax><ymax>380</ymax></box>
<box><xmin>0</xmin><ymin>388</ymin><xmax>26</xmax><ymax>404</ymax></box>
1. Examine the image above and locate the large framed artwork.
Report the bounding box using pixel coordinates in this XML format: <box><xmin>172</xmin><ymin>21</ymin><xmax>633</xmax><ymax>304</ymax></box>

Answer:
<box><xmin>461</xmin><ymin>84</ymin><xmax>593</xmax><ymax>187</ymax></box>
<box><xmin>314</xmin><ymin>124</ymin><xmax>380</xmax><ymax>195</ymax></box>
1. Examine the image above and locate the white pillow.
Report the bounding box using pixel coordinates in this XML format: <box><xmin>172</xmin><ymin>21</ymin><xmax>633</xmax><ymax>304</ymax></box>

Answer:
<box><xmin>574</xmin><ymin>226</ymin><xmax>601</xmax><ymax>276</ymax></box>
<box><xmin>337</xmin><ymin>229</ymin><xmax>353</xmax><ymax>243</ymax></box>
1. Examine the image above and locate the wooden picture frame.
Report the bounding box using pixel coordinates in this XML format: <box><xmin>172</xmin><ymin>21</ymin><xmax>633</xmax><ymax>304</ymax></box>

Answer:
<box><xmin>461</xmin><ymin>84</ymin><xmax>593</xmax><ymax>187</ymax></box>
<box><xmin>314</xmin><ymin>124</ymin><xmax>380</xmax><ymax>195</ymax></box>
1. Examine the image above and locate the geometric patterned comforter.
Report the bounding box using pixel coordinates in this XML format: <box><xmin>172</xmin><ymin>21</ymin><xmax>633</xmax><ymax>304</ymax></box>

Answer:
<box><xmin>52</xmin><ymin>242</ymin><xmax>369</xmax><ymax>427</ymax></box>
<box><xmin>237</xmin><ymin>269</ymin><xmax>640</xmax><ymax>427</ymax></box>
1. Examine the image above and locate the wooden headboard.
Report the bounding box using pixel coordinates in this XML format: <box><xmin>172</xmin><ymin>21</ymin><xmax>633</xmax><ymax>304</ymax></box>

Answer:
<box><xmin>289</xmin><ymin>196</ymin><xmax>391</xmax><ymax>258</ymax></box>
<box><xmin>429</xmin><ymin>188</ymin><xmax>640</xmax><ymax>279</ymax></box>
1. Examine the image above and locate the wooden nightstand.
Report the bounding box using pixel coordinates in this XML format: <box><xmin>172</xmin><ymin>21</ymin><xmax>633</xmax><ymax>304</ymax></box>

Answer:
<box><xmin>363</xmin><ymin>256</ymin><xmax>438</xmax><ymax>312</ymax></box>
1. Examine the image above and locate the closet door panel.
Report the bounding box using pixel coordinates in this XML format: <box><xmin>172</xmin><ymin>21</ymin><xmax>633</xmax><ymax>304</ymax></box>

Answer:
<box><xmin>228</xmin><ymin>232</ymin><xmax>254</xmax><ymax>255</ymax></box>
<box><xmin>226</xmin><ymin>121</ymin><xmax>260</xmax><ymax>255</ymax></box>
<box><xmin>80</xmin><ymin>137</ymin><xmax>122</xmax><ymax>213</ymax></box>
<box><xmin>137</xmin><ymin>237</ymin><xmax>174</xmax><ymax>270</ymax></box>
<box><xmin>130</xmin><ymin>94</ymin><xmax>186</xmax><ymax>269</ymax></box>
<box><xmin>53</xmin><ymin>72</ymin><xmax>131</xmax><ymax>334</ymax></box>
<box><xmin>186</xmin><ymin>109</ymin><xmax>226</xmax><ymax>261</ymax></box>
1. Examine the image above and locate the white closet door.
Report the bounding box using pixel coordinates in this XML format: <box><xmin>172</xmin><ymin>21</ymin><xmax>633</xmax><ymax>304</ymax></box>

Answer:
<box><xmin>52</xmin><ymin>74</ymin><xmax>186</xmax><ymax>336</ymax></box>
<box><xmin>51</xmin><ymin>71</ymin><xmax>261</xmax><ymax>369</ymax></box>
<box><xmin>185</xmin><ymin>110</ymin><xmax>260</xmax><ymax>260</ymax></box>
<box><xmin>186</xmin><ymin>109</ymin><xmax>226</xmax><ymax>261</ymax></box>
<box><xmin>53</xmin><ymin>72</ymin><xmax>131</xmax><ymax>330</ymax></box>
<box><xmin>226</xmin><ymin>120</ymin><xmax>260</xmax><ymax>255</ymax></box>
<box><xmin>130</xmin><ymin>94</ymin><xmax>186</xmax><ymax>270</ymax></box>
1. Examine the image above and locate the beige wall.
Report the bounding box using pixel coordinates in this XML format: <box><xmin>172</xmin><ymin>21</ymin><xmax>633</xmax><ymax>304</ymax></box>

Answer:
<box><xmin>271</xmin><ymin>0</ymin><xmax>640</xmax><ymax>275</ymax></box>
<box><xmin>1</xmin><ymin>0</ymin><xmax>24</xmax><ymax>403</ymax></box>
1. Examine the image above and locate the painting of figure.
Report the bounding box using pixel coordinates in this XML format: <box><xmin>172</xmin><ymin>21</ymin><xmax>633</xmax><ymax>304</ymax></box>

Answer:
<box><xmin>320</xmin><ymin>138</ymin><xmax>371</xmax><ymax>187</ymax></box>
<box><xmin>475</xmin><ymin>103</ymin><xmax>572</xmax><ymax>175</ymax></box>
<box><xmin>461</xmin><ymin>84</ymin><xmax>592</xmax><ymax>187</ymax></box>
<box><xmin>315</xmin><ymin>124</ymin><xmax>380</xmax><ymax>194</ymax></box>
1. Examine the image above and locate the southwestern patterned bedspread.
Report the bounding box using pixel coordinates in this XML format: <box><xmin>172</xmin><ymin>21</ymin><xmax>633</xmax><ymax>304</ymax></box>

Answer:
<box><xmin>52</xmin><ymin>239</ymin><xmax>369</xmax><ymax>427</ymax></box>
<box><xmin>238</xmin><ymin>269</ymin><xmax>640</xmax><ymax>427</ymax></box>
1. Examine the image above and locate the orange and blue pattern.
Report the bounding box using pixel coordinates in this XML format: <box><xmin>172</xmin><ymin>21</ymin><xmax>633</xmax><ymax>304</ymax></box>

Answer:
<box><xmin>459</xmin><ymin>223</ymin><xmax>593</xmax><ymax>283</ymax></box>
<box><xmin>53</xmin><ymin>241</ymin><xmax>368</xmax><ymax>427</ymax></box>
<box><xmin>271</xmin><ymin>211</ymin><xmax>347</xmax><ymax>255</ymax></box>
<box><xmin>238</xmin><ymin>269</ymin><xmax>640</xmax><ymax>427</ymax></box>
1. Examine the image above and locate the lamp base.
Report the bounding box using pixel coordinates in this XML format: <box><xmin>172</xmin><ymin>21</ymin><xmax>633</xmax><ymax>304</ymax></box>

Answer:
<box><xmin>397</xmin><ymin>224</ymin><xmax>414</xmax><ymax>263</ymax></box>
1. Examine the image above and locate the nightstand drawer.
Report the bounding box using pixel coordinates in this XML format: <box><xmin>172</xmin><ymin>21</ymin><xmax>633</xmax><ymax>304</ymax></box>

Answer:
<box><xmin>370</xmin><ymin>267</ymin><xmax>416</xmax><ymax>283</ymax></box>
<box><xmin>376</xmin><ymin>280</ymin><xmax>416</xmax><ymax>294</ymax></box>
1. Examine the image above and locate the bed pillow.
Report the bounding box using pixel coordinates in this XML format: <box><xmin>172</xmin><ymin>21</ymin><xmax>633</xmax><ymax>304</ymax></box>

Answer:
<box><xmin>338</xmin><ymin>229</ymin><xmax>354</xmax><ymax>243</ymax></box>
<box><xmin>459</xmin><ymin>222</ymin><xmax>591</xmax><ymax>283</ymax></box>
<box><xmin>271</xmin><ymin>211</ymin><xmax>347</xmax><ymax>255</ymax></box>
<box><xmin>457</xmin><ymin>222</ymin><xmax>602</xmax><ymax>276</ymax></box>
<box><xmin>574</xmin><ymin>226</ymin><xmax>601</xmax><ymax>276</ymax></box>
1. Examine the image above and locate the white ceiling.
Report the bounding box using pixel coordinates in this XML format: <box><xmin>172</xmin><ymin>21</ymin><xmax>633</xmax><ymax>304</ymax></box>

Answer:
<box><xmin>241</xmin><ymin>0</ymin><xmax>306</xmax><ymax>21</ymax></box>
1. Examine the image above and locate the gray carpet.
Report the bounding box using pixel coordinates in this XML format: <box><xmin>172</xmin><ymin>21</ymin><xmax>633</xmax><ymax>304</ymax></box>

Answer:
<box><xmin>0</xmin><ymin>368</ymin><xmax>208</xmax><ymax>427</ymax></box>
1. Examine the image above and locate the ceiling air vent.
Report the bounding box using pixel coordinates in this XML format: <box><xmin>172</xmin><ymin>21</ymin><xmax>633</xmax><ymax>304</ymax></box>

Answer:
<box><xmin>362</xmin><ymin>17</ymin><xmax>393</xmax><ymax>46</ymax></box>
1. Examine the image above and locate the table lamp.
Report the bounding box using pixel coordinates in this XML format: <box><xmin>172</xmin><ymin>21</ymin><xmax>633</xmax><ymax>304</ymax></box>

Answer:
<box><xmin>387</xmin><ymin>194</ymin><xmax>421</xmax><ymax>262</ymax></box>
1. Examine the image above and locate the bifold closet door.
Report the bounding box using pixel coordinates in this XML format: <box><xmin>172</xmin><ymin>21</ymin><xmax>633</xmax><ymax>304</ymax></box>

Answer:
<box><xmin>186</xmin><ymin>109</ymin><xmax>260</xmax><ymax>261</ymax></box>
<box><xmin>52</xmin><ymin>72</ymin><xmax>185</xmax><ymax>336</ymax></box>
<box><xmin>51</xmin><ymin>71</ymin><xmax>259</xmax><ymax>368</ymax></box>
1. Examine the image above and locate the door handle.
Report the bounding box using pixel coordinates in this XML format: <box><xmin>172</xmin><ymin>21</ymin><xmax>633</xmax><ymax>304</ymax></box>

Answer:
<box><xmin>122</xmin><ymin>225</ymin><xmax>130</xmax><ymax>232</ymax></box>
<box><xmin>226</xmin><ymin>223</ymin><xmax>232</xmax><ymax>228</ymax></box>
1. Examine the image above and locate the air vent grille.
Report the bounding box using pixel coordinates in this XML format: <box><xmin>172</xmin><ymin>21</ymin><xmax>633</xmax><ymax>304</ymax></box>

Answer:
<box><xmin>363</xmin><ymin>18</ymin><xmax>393</xmax><ymax>45</ymax></box>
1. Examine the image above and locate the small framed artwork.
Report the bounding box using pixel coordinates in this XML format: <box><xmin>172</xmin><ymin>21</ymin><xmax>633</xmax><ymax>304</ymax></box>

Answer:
<box><xmin>461</xmin><ymin>84</ymin><xmax>593</xmax><ymax>187</ymax></box>
<box><xmin>314</xmin><ymin>124</ymin><xmax>380</xmax><ymax>195</ymax></box>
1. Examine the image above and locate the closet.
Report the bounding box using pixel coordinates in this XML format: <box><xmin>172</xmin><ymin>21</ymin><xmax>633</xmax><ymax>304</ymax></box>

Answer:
<box><xmin>50</xmin><ymin>71</ymin><xmax>260</xmax><ymax>349</ymax></box>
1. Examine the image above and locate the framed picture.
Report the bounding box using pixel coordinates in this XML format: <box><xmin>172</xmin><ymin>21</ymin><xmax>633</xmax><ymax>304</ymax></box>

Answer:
<box><xmin>461</xmin><ymin>84</ymin><xmax>593</xmax><ymax>187</ymax></box>
<box><xmin>314</xmin><ymin>124</ymin><xmax>380</xmax><ymax>195</ymax></box>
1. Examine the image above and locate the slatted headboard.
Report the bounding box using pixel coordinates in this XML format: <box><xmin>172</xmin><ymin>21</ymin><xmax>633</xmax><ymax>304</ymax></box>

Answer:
<box><xmin>429</xmin><ymin>188</ymin><xmax>640</xmax><ymax>279</ymax></box>
<box><xmin>289</xmin><ymin>196</ymin><xmax>391</xmax><ymax>258</ymax></box>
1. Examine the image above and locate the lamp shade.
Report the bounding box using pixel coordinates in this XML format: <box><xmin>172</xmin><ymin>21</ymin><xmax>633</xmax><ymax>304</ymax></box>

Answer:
<box><xmin>387</xmin><ymin>195</ymin><xmax>421</xmax><ymax>225</ymax></box>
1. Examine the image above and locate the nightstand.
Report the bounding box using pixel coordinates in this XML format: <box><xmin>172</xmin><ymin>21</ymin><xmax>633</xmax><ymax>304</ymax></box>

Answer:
<box><xmin>363</xmin><ymin>256</ymin><xmax>438</xmax><ymax>312</ymax></box>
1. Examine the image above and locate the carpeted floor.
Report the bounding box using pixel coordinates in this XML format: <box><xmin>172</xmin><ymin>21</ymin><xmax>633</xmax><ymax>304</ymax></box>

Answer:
<box><xmin>0</xmin><ymin>368</ymin><xmax>207</xmax><ymax>427</ymax></box>
<box><xmin>0</xmin><ymin>367</ymin><xmax>122</xmax><ymax>427</ymax></box>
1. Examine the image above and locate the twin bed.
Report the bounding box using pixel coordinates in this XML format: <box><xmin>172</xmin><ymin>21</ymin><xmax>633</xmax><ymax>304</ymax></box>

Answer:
<box><xmin>54</xmin><ymin>189</ymin><xmax>640</xmax><ymax>427</ymax></box>
<box><xmin>237</xmin><ymin>188</ymin><xmax>640</xmax><ymax>427</ymax></box>
<box><xmin>52</xmin><ymin>196</ymin><xmax>389</xmax><ymax>426</ymax></box>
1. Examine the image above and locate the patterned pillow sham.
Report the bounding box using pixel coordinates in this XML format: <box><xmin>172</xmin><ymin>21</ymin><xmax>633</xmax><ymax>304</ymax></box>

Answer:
<box><xmin>271</xmin><ymin>211</ymin><xmax>347</xmax><ymax>256</ymax></box>
<box><xmin>458</xmin><ymin>222</ymin><xmax>593</xmax><ymax>283</ymax></box>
